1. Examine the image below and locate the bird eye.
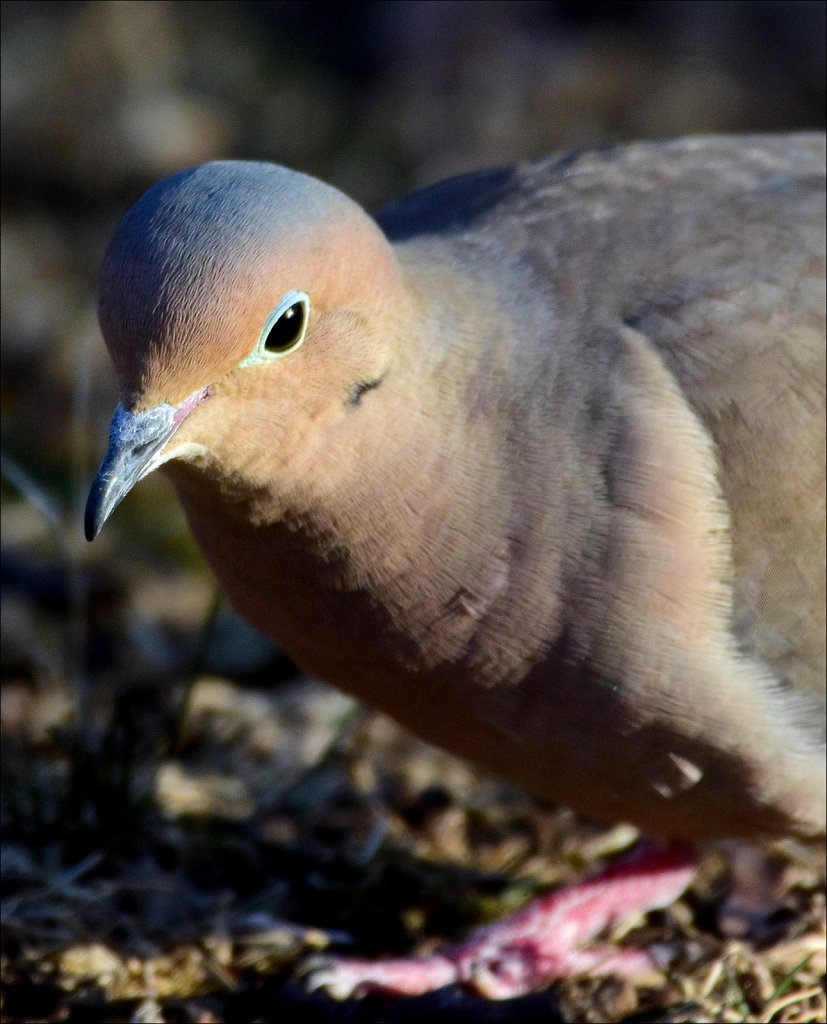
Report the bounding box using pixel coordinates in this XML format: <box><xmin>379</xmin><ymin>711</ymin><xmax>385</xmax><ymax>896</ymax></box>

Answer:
<box><xmin>241</xmin><ymin>290</ymin><xmax>310</xmax><ymax>367</ymax></box>
<box><xmin>263</xmin><ymin>297</ymin><xmax>307</xmax><ymax>353</ymax></box>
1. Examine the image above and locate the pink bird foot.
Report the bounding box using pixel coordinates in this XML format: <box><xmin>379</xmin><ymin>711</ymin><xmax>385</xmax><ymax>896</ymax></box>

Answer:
<box><xmin>305</xmin><ymin>841</ymin><xmax>697</xmax><ymax>999</ymax></box>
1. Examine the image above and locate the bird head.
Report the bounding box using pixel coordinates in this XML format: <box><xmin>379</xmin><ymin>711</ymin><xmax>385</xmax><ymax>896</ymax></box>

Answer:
<box><xmin>86</xmin><ymin>161</ymin><xmax>409</xmax><ymax>540</ymax></box>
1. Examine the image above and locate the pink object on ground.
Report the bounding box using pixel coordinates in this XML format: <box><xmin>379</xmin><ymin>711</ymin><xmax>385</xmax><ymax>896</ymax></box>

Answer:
<box><xmin>306</xmin><ymin>841</ymin><xmax>697</xmax><ymax>999</ymax></box>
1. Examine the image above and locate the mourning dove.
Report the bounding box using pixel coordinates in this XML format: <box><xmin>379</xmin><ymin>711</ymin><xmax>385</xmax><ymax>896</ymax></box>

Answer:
<box><xmin>86</xmin><ymin>134</ymin><xmax>826</xmax><ymax>998</ymax></box>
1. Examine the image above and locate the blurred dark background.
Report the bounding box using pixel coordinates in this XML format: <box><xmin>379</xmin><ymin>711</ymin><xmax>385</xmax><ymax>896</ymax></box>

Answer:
<box><xmin>1</xmin><ymin>4</ymin><xmax>825</xmax><ymax>1021</ymax></box>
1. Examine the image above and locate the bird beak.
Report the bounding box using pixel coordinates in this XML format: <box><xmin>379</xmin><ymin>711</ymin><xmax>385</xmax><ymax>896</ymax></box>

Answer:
<box><xmin>85</xmin><ymin>386</ymin><xmax>210</xmax><ymax>541</ymax></box>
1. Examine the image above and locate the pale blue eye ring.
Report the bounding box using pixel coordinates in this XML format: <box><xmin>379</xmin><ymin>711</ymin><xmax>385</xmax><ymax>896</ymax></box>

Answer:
<box><xmin>241</xmin><ymin>290</ymin><xmax>310</xmax><ymax>367</ymax></box>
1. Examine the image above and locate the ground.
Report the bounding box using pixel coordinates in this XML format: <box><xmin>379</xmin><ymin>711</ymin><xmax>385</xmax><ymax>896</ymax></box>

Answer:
<box><xmin>1</xmin><ymin>538</ymin><xmax>824</xmax><ymax>1022</ymax></box>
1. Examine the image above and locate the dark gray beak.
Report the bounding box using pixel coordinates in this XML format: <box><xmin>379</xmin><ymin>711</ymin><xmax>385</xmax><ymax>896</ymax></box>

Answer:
<box><xmin>85</xmin><ymin>402</ymin><xmax>180</xmax><ymax>541</ymax></box>
<box><xmin>85</xmin><ymin>386</ymin><xmax>210</xmax><ymax>541</ymax></box>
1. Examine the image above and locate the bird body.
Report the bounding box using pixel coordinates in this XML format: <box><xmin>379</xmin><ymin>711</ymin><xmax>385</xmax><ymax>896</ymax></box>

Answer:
<box><xmin>88</xmin><ymin>135</ymin><xmax>826</xmax><ymax>852</ymax></box>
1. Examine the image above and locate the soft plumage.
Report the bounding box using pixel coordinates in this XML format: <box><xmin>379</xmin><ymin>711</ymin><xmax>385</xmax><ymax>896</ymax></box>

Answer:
<box><xmin>87</xmin><ymin>134</ymin><xmax>826</xmax><ymax>996</ymax></box>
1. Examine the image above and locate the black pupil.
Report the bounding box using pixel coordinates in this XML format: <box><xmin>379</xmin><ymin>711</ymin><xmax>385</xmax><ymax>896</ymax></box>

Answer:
<box><xmin>264</xmin><ymin>303</ymin><xmax>303</xmax><ymax>352</ymax></box>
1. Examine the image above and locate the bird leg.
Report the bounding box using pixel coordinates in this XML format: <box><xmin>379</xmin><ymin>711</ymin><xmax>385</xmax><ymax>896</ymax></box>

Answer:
<box><xmin>305</xmin><ymin>840</ymin><xmax>696</xmax><ymax>999</ymax></box>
